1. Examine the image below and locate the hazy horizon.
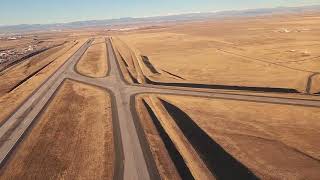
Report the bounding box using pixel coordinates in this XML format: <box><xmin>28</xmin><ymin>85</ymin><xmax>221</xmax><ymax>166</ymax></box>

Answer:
<box><xmin>0</xmin><ymin>0</ymin><xmax>319</xmax><ymax>26</ymax></box>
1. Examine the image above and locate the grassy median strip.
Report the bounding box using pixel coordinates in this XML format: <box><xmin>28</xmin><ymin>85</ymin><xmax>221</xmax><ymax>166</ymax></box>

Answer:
<box><xmin>76</xmin><ymin>38</ymin><xmax>108</xmax><ymax>77</ymax></box>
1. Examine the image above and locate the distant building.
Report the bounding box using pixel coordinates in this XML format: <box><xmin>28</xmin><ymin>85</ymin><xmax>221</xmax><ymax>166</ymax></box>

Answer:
<box><xmin>0</xmin><ymin>59</ymin><xmax>6</xmax><ymax>63</ymax></box>
<box><xmin>0</xmin><ymin>52</ymin><xmax>7</xmax><ymax>57</ymax></box>
<box><xmin>7</xmin><ymin>37</ymin><xmax>17</xmax><ymax>40</ymax></box>
<box><xmin>27</xmin><ymin>46</ymin><xmax>34</xmax><ymax>51</ymax></box>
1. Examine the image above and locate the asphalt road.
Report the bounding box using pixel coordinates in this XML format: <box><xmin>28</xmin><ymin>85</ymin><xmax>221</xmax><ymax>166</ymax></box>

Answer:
<box><xmin>0</xmin><ymin>37</ymin><xmax>320</xmax><ymax>180</ymax></box>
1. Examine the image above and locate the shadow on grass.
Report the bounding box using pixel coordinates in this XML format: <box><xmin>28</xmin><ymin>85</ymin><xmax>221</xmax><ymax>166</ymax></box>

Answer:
<box><xmin>160</xmin><ymin>99</ymin><xmax>259</xmax><ymax>180</ymax></box>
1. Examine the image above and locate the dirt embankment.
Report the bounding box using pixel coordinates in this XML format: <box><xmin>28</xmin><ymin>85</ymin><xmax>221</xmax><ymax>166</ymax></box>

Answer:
<box><xmin>306</xmin><ymin>73</ymin><xmax>320</xmax><ymax>94</ymax></box>
<box><xmin>137</xmin><ymin>95</ymin><xmax>214</xmax><ymax>180</ymax></box>
<box><xmin>136</xmin><ymin>93</ymin><xmax>320</xmax><ymax>179</ymax></box>
<box><xmin>135</xmin><ymin>96</ymin><xmax>182</xmax><ymax>180</ymax></box>
<box><xmin>159</xmin><ymin>99</ymin><xmax>258</xmax><ymax>180</ymax></box>
<box><xmin>159</xmin><ymin>94</ymin><xmax>320</xmax><ymax>179</ymax></box>
<box><xmin>76</xmin><ymin>38</ymin><xmax>108</xmax><ymax>77</ymax></box>
<box><xmin>0</xmin><ymin>80</ymin><xmax>114</xmax><ymax>179</ymax></box>
<box><xmin>111</xmin><ymin>37</ymin><xmax>146</xmax><ymax>84</ymax></box>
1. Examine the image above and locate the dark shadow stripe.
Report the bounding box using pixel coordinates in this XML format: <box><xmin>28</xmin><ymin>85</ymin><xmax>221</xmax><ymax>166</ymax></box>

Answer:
<box><xmin>8</xmin><ymin>61</ymin><xmax>55</xmax><ymax>93</ymax></box>
<box><xmin>141</xmin><ymin>56</ymin><xmax>160</xmax><ymax>74</ymax></box>
<box><xmin>113</xmin><ymin>43</ymin><xmax>138</xmax><ymax>84</ymax></box>
<box><xmin>119</xmin><ymin>53</ymin><xmax>129</xmax><ymax>67</ymax></box>
<box><xmin>162</xmin><ymin>69</ymin><xmax>185</xmax><ymax>80</ymax></box>
<box><xmin>128</xmin><ymin>71</ymin><xmax>139</xmax><ymax>84</ymax></box>
<box><xmin>160</xmin><ymin>99</ymin><xmax>259</xmax><ymax>180</ymax></box>
<box><xmin>145</xmin><ymin>77</ymin><xmax>298</xmax><ymax>93</ymax></box>
<box><xmin>143</xmin><ymin>100</ymin><xmax>195</xmax><ymax>180</ymax></box>
<box><xmin>130</xmin><ymin>96</ymin><xmax>161</xmax><ymax>180</ymax></box>
<box><xmin>306</xmin><ymin>73</ymin><xmax>320</xmax><ymax>94</ymax></box>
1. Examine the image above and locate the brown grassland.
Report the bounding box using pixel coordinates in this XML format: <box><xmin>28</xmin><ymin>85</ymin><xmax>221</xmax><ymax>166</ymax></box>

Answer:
<box><xmin>0</xmin><ymin>38</ymin><xmax>87</xmax><ymax>124</ymax></box>
<box><xmin>137</xmin><ymin>95</ymin><xmax>213</xmax><ymax>180</ymax></box>
<box><xmin>112</xmin><ymin>13</ymin><xmax>320</xmax><ymax>93</ymax></box>
<box><xmin>137</xmin><ymin>94</ymin><xmax>320</xmax><ymax>179</ymax></box>
<box><xmin>0</xmin><ymin>11</ymin><xmax>319</xmax><ymax>180</ymax></box>
<box><xmin>0</xmin><ymin>80</ymin><xmax>114</xmax><ymax>179</ymax></box>
<box><xmin>76</xmin><ymin>37</ymin><xmax>108</xmax><ymax>77</ymax></box>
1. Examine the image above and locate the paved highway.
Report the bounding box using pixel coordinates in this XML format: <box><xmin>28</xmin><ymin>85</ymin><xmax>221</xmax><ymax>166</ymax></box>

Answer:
<box><xmin>0</xmin><ymin>37</ymin><xmax>319</xmax><ymax>180</ymax></box>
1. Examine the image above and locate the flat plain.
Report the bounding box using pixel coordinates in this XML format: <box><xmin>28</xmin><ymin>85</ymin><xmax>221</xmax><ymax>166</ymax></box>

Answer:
<box><xmin>113</xmin><ymin>13</ymin><xmax>320</xmax><ymax>93</ymax></box>
<box><xmin>0</xmin><ymin>11</ymin><xmax>319</xmax><ymax>180</ymax></box>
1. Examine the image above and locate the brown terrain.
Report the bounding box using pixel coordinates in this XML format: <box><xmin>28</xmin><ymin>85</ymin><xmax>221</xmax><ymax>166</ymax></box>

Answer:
<box><xmin>136</xmin><ymin>94</ymin><xmax>320</xmax><ymax>179</ymax></box>
<box><xmin>0</xmin><ymin>32</ymin><xmax>71</xmax><ymax>71</ymax></box>
<box><xmin>76</xmin><ymin>37</ymin><xmax>108</xmax><ymax>77</ymax></box>
<box><xmin>0</xmin><ymin>37</ymin><xmax>87</xmax><ymax>124</ymax></box>
<box><xmin>0</xmin><ymin>11</ymin><xmax>319</xmax><ymax>180</ymax></box>
<box><xmin>112</xmin><ymin>13</ymin><xmax>320</xmax><ymax>94</ymax></box>
<box><xmin>0</xmin><ymin>80</ymin><xmax>114</xmax><ymax>179</ymax></box>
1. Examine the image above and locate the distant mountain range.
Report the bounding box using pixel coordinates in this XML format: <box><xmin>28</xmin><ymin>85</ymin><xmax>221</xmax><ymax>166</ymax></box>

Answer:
<box><xmin>1</xmin><ymin>5</ymin><xmax>320</xmax><ymax>34</ymax></box>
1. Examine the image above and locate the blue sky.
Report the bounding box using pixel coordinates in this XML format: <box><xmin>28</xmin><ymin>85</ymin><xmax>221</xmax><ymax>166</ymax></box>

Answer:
<box><xmin>0</xmin><ymin>0</ymin><xmax>319</xmax><ymax>25</ymax></box>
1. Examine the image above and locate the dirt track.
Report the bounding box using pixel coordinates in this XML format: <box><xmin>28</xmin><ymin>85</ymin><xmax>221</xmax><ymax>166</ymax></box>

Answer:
<box><xmin>0</xmin><ymin>37</ymin><xmax>319</xmax><ymax>179</ymax></box>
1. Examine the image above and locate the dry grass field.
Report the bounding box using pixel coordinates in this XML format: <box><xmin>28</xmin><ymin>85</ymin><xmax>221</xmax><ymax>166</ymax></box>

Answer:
<box><xmin>0</xmin><ymin>80</ymin><xmax>114</xmax><ymax>179</ymax></box>
<box><xmin>0</xmin><ymin>33</ymin><xmax>74</xmax><ymax>71</ymax></box>
<box><xmin>137</xmin><ymin>93</ymin><xmax>320</xmax><ymax>179</ymax></box>
<box><xmin>111</xmin><ymin>37</ymin><xmax>146</xmax><ymax>84</ymax></box>
<box><xmin>0</xmin><ymin>38</ymin><xmax>87</xmax><ymax>124</ymax></box>
<box><xmin>113</xmin><ymin>13</ymin><xmax>320</xmax><ymax>93</ymax></box>
<box><xmin>137</xmin><ymin>95</ymin><xmax>216</xmax><ymax>180</ymax></box>
<box><xmin>0</xmin><ymin>10</ymin><xmax>319</xmax><ymax>180</ymax></box>
<box><xmin>76</xmin><ymin>37</ymin><xmax>108</xmax><ymax>77</ymax></box>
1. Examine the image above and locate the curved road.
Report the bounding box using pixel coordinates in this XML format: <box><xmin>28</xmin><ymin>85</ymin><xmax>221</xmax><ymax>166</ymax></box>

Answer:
<box><xmin>0</xmin><ymin>37</ymin><xmax>320</xmax><ymax>180</ymax></box>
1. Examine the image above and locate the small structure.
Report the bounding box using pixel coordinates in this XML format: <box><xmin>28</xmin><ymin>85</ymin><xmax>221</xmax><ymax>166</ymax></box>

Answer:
<box><xmin>27</xmin><ymin>45</ymin><xmax>34</xmax><ymax>51</ymax></box>
<box><xmin>0</xmin><ymin>59</ymin><xmax>6</xmax><ymax>64</ymax></box>
<box><xmin>0</xmin><ymin>52</ymin><xmax>7</xmax><ymax>57</ymax></box>
<box><xmin>7</xmin><ymin>37</ymin><xmax>17</xmax><ymax>40</ymax></box>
